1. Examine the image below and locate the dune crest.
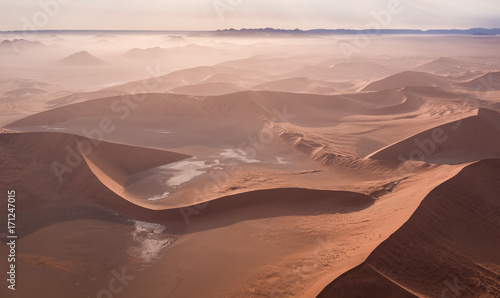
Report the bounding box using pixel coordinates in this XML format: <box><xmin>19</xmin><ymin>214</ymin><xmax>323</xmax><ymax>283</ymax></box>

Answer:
<box><xmin>318</xmin><ymin>159</ymin><xmax>500</xmax><ymax>297</ymax></box>
<box><xmin>367</xmin><ymin>108</ymin><xmax>500</xmax><ymax>164</ymax></box>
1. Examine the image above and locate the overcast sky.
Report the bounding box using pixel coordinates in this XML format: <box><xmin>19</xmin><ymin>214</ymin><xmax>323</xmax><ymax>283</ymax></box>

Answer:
<box><xmin>1</xmin><ymin>0</ymin><xmax>500</xmax><ymax>31</ymax></box>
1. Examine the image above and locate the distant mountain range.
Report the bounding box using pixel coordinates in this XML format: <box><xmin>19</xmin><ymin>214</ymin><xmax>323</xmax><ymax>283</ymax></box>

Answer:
<box><xmin>1</xmin><ymin>28</ymin><xmax>499</xmax><ymax>36</ymax></box>
<box><xmin>214</xmin><ymin>27</ymin><xmax>500</xmax><ymax>36</ymax></box>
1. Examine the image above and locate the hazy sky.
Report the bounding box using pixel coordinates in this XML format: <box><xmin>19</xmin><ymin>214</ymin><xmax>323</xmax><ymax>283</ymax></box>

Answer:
<box><xmin>1</xmin><ymin>0</ymin><xmax>500</xmax><ymax>31</ymax></box>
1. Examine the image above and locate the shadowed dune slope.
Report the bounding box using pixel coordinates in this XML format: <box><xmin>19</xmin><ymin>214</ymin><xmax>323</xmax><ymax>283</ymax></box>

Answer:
<box><xmin>368</xmin><ymin>108</ymin><xmax>500</xmax><ymax>164</ymax></box>
<box><xmin>318</xmin><ymin>158</ymin><xmax>500</xmax><ymax>298</ymax></box>
<box><xmin>76</xmin><ymin>136</ymin><xmax>191</xmax><ymax>186</ymax></box>
<box><xmin>0</xmin><ymin>132</ymin><xmax>190</xmax><ymax>231</ymax></box>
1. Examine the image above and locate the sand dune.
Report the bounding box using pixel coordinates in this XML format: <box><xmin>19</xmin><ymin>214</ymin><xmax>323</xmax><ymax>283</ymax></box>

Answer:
<box><xmin>4</xmin><ymin>87</ymin><xmax>483</xmax><ymax>169</ymax></box>
<box><xmin>253</xmin><ymin>77</ymin><xmax>340</xmax><ymax>94</ymax></box>
<box><xmin>0</xmin><ymin>78</ymin><xmax>72</xmax><ymax>122</ymax></box>
<box><xmin>460</xmin><ymin>71</ymin><xmax>500</xmax><ymax>90</ymax></box>
<box><xmin>328</xmin><ymin>61</ymin><xmax>402</xmax><ymax>80</ymax></box>
<box><xmin>362</xmin><ymin>71</ymin><xmax>453</xmax><ymax>91</ymax></box>
<box><xmin>106</xmin><ymin>65</ymin><xmax>266</xmax><ymax>93</ymax></box>
<box><xmin>319</xmin><ymin>158</ymin><xmax>500</xmax><ymax>297</ymax></box>
<box><xmin>280</xmin><ymin>61</ymin><xmax>402</xmax><ymax>82</ymax></box>
<box><xmin>168</xmin><ymin>82</ymin><xmax>245</xmax><ymax>96</ymax></box>
<box><xmin>4</xmin><ymin>92</ymin><xmax>268</xmax><ymax>132</ymax></box>
<box><xmin>216</xmin><ymin>56</ymin><xmax>304</xmax><ymax>75</ymax></box>
<box><xmin>368</xmin><ymin>108</ymin><xmax>500</xmax><ymax>164</ymax></box>
<box><xmin>0</xmin><ymin>131</ymin><xmax>190</xmax><ymax>207</ymax></box>
<box><xmin>413</xmin><ymin>57</ymin><xmax>480</xmax><ymax>75</ymax></box>
<box><xmin>5</xmin><ymin>91</ymin><xmax>372</xmax><ymax>132</ymax></box>
<box><xmin>46</xmin><ymin>90</ymin><xmax>129</xmax><ymax>107</ymax></box>
<box><xmin>0</xmin><ymin>123</ymin><xmax>466</xmax><ymax>297</ymax></box>
<box><xmin>0</xmin><ymin>131</ymin><xmax>153</xmax><ymax>235</ymax></box>
<box><xmin>200</xmin><ymin>73</ymin><xmax>263</xmax><ymax>88</ymax></box>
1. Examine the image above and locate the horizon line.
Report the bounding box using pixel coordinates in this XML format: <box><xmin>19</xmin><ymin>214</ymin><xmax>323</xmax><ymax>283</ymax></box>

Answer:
<box><xmin>1</xmin><ymin>27</ymin><xmax>500</xmax><ymax>33</ymax></box>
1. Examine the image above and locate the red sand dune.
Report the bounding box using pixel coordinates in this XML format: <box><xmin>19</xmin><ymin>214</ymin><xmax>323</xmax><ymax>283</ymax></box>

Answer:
<box><xmin>318</xmin><ymin>158</ymin><xmax>500</xmax><ymax>297</ymax></box>
<box><xmin>368</xmin><ymin>108</ymin><xmax>500</xmax><ymax>164</ymax></box>
<box><xmin>0</xmin><ymin>130</ymin><xmax>375</xmax><ymax>235</ymax></box>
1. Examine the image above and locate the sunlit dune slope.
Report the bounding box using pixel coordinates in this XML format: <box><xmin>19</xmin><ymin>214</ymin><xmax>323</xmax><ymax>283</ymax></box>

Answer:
<box><xmin>318</xmin><ymin>158</ymin><xmax>500</xmax><ymax>297</ymax></box>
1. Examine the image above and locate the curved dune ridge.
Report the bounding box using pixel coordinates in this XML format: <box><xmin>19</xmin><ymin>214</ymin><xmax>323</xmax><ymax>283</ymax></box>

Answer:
<box><xmin>459</xmin><ymin>71</ymin><xmax>500</xmax><ymax>90</ymax></box>
<box><xmin>0</xmin><ymin>131</ymin><xmax>190</xmax><ymax>208</ymax></box>
<box><xmin>75</xmin><ymin>136</ymin><xmax>191</xmax><ymax>202</ymax></box>
<box><xmin>367</xmin><ymin>108</ymin><xmax>500</xmax><ymax>164</ymax></box>
<box><xmin>362</xmin><ymin>71</ymin><xmax>453</xmax><ymax>91</ymax></box>
<box><xmin>105</xmin><ymin>65</ymin><xmax>267</xmax><ymax>93</ymax></box>
<box><xmin>281</xmin><ymin>61</ymin><xmax>402</xmax><ymax>81</ymax></box>
<box><xmin>167</xmin><ymin>82</ymin><xmax>245</xmax><ymax>96</ymax></box>
<box><xmin>4</xmin><ymin>92</ymin><xmax>272</xmax><ymax>129</ymax></box>
<box><xmin>412</xmin><ymin>57</ymin><xmax>487</xmax><ymax>75</ymax></box>
<box><xmin>47</xmin><ymin>89</ymin><xmax>128</xmax><ymax>107</ymax></box>
<box><xmin>253</xmin><ymin>77</ymin><xmax>339</xmax><ymax>94</ymax></box>
<box><xmin>3</xmin><ymin>90</ymin><xmax>419</xmax><ymax>153</ymax></box>
<box><xmin>5</xmin><ymin>88</ymin><xmax>466</xmax><ymax>131</ymax></box>
<box><xmin>0</xmin><ymin>130</ymin><xmax>375</xmax><ymax>236</ymax></box>
<box><xmin>318</xmin><ymin>158</ymin><xmax>500</xmax><ymax>297</ymax></box>
<box><xmin>4</xmin><ymin>89</ymin><xmax>487</xmax><ymax>174</ymax></box>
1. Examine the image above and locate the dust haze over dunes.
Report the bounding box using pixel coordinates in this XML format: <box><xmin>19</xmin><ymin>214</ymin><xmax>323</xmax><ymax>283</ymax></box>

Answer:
<box><xmin>0</xmin><ymin>30</ymin><xmax>500</xmax><ymax>298</ymax></box>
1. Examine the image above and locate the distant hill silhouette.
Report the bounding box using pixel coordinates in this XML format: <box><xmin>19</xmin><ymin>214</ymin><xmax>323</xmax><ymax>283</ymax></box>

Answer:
<box><xmin>59</xmin><ymin>51</ymin><xmax>105</xmax><ymax>65</ymax></box>
<box><xmin>0</xmin><ymin>39</ymin><xmax>46</xmax><ymax>54</ymax></box>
